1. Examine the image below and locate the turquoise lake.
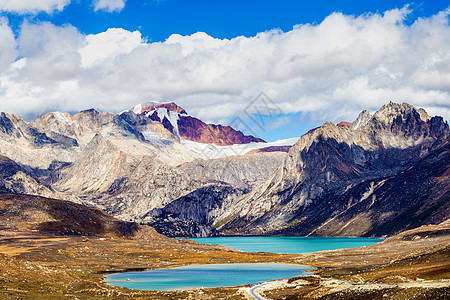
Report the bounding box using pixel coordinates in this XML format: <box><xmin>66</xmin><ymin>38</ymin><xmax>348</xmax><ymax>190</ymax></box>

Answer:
<box><xmin>105</xmin><ymin>263</ymin><xmax>313</xmax><ymax>291</ymax></box>
<box><xmin>106</xmin><ymin>236</ymin><xmax>383</xmax><ymax>291</ymax></box>
<box><xmin>188</xmin><ymin>236</ymin><xmax>383</xmax><ymax>254</ymax></box>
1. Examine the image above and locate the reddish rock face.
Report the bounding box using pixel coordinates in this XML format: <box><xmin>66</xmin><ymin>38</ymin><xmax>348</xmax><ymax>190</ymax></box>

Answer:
<box><xmin>177</xmin><ymin>116</ymin><xmax>265</xmax><ymax>146</ymax></box>
<box><xmin>141</xmin><ymin>102</ymin><xmax>187</xmax><ymax>115</ymax></box>
<box><xmin>305</xmin><ymin>126</ymin><xmax>320</xmax><ymax>135</ymax></box>
<box><xmin>337</xmin><ymin>121</ymin><xmax>351</xmax><ymax>128</ymax></box>
<box><xmin>136</xmin><ymin>102</ymin><xmax>266</xmax><ymax>145</ymax></box>
<box><xmin>305</xmin><ymin>122</ymin><xmax>350</xmax><ymax>136</ymax></box>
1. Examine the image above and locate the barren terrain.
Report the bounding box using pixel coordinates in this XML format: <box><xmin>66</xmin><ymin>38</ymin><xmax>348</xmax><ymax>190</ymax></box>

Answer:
<box><xmin>0</xmin><ymin>193</ymin><xmax>448</xmax><ymax>299</ymax></box>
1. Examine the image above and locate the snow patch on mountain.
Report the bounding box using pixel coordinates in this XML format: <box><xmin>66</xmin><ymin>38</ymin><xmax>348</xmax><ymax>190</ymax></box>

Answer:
<box><xmin>151</xmin><ymin>107</ymin><xmax>185</xmax><ymax>136</ymax></box>
<box><xmin>181</xmin><ymin>137</ymin><xmax>299</xmax><ymax>159</ymax></box>
<box><xmin>132</xmin><ymin>104</ymin><xmax>143</xmax><ymax>115</ymax></box>
<box><xmin>53</xmin><ymin>112</ymin><xmax>70</xmax><ymax>122</ymax></box>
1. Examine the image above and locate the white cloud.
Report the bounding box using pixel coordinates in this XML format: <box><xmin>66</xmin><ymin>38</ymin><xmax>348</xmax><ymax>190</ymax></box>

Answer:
<box><xmin>0</xmin><ymin>7</ymin><xmax>449</xmax><ymax>127</ymax></box>
<box><xmin>0</xmin><ymin>17</ymin><xmax>16</xmax><ymax>71</ymax></box>
<box><xmin>18</xmin><ymin>22</ymin><xmax>82</xmax><ymax>81</ymax></box>
<box><xmin>93</xmin><ymin>0</ymin><xmax>126</xmax><ymax>13</ymax></box>
<box><xmin>79</xmin><ymin>28</ymin><xmax>143</xmax><ymax>67</ymax></box>
<box><xmin>0</xmin><ymin>0</ymin><xmax>71</xmax><ymax>14</ymax></box>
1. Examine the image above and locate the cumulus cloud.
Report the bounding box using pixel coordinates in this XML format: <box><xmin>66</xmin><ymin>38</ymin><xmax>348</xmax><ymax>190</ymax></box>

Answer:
<box><xmin>0</xmin><ymin>18</ymin><xmax>16</xmax><ymax>71</ymax></box>
<box><xmin>17</xmin><ymin>22</ymin><xmax>83</xmax><ymax>81</ymax></box>
<box><xmin>93</xmin><ymin>0</ymin><xmax>126</xmax><ymax>13</ymax></box>
<box><xmin>0</xmin><ymin>7</ymin><xmax>449</xmax><ymax>127</ymax></box>
<box><xmin>79</xmin><ymin>28</ymin><xmax>143</xmax><ymax>67</ymax></box>
<box><xmin>0</xmin><ymin>0</ymin><xmax>71</xmax><ymax>14</ymax></box>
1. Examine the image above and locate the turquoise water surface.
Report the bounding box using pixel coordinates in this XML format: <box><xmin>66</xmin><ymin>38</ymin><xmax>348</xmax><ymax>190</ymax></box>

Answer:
<box><xmin>106</xmin><ymin>236</ymin><xmax>383</xmax><ymax>291</ymax></box>
<box><xmin>106</xmin><ymin>263</ymin><xmax>313</xmax><ymax>291</ymax></box>
<box><xmin>188</xmin><ymin>236</ymin><xmax>383</xmax><ymax>254</ymax></box>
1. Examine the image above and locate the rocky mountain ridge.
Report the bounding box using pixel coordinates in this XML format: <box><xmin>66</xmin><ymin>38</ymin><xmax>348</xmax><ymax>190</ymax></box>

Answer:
<box><xmin>216</xmin><ymin>102</ymin><xmax>449</xmax><ymax>236</ymax></box>
<box><xmin>0</xmin><ymin>101</ymin><xmax>448</xmax><ymax>238</ymax></box>
<box><xmin>0</xmin><ymin>103</ymin><xmax>284</xmax><ymax>234</ymax></box>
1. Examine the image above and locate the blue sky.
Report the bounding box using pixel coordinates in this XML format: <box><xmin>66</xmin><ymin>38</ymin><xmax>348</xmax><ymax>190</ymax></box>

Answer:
<box><xmin>0</xmin><ymin>0</ymin><xmax>449</xmax><ymax>141</ymax></box>
<box><xmin>5</xmin><ymin>0</ymin><xmax>448</xmax><ymax>41</ymax></box>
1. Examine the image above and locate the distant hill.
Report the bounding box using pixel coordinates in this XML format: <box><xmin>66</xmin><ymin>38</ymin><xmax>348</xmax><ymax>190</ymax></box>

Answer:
<box><xmin>0</xmin><ymin>193</ymin><xmax>141</xmax><ymax>237</ymax></box>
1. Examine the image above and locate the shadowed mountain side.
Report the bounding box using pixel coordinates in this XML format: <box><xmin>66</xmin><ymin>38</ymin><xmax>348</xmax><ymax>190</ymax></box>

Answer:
<box><xmin>273</xmin><ymin>143</ymin><xmax>450</xmax><ymax>237</ymax></box>
<box><xmin>0</xmin><ymin>193</ymin><xmax>141</xmax><ymax>237</ymax></box>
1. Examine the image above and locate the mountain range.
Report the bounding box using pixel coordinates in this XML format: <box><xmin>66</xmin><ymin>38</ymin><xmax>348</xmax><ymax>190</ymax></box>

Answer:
<box><xmin>0</xmin><ymin>101</ymin><xmax>448</xmax><ymax>238</ymax></box>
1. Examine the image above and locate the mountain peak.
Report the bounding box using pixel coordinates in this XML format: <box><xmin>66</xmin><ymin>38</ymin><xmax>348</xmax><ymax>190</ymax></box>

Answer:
<box><xmin>132</xmin><ymin>101</ymin><xmax>188</xmax><ymax>115</ymax></box>
<box><xmin>373</xmin><ymin>102</ymin><xmax>422</xmax><ymax>122</ymax></box>
<box><xmin>350</xmin><ymin>102</ymin><xmax>434</xmax><ymax>132</ymax></box>
<box><xmin>350</xmin><ymin>110</ymin><xmax>372</xmax><ymax>130</ymax></box>
<box><xmin>129</xmin><ymin>101</ymin><xmax>264</xmax><ymax>146</ymax></box>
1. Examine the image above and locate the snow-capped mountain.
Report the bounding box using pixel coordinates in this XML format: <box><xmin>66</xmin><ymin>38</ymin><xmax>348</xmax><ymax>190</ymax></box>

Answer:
<box><xmin>129</xmin><ymin>101</ymin><xmax>266</xmax><ymax>146</ymax></box>
<box><xmin>0</xmin><ymin>102</ymin><xmax>290</xmax><ymax>226</ymax></box>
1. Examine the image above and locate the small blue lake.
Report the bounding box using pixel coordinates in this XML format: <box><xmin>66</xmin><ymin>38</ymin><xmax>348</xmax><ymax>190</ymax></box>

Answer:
<box><xmin>188</xmin><ymin>236</ymin><xmax>383</xmax><ymax>254</ymax></box>
<box><xmin>105</xmin><ymin>263</ymin><xmax>313</xmax><ymax>291</ymax></box>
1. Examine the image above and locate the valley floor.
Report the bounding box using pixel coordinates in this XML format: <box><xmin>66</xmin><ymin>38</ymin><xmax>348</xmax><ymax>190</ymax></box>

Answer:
<box><xmin>0</xmin><ymin>223</ymin><xmax>448</xmax><ymax>299</ymax></box>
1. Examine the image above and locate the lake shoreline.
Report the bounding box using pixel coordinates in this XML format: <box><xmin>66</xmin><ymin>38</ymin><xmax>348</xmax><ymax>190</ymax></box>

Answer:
<box><xmin>0</xmin><ymin>220</ymin><xmax>448</xmax><ymax>298</ymax></box>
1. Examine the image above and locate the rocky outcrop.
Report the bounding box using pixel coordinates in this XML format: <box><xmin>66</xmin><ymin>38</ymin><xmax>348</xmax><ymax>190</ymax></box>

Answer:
<box><xmin>32</xmin><ymin>109</ymin><xmax>147</xmax><ymax>146</ymax></box>
<box><xmin>51</xmin><ymin>132</ymin><xmax>285</xmax><ymax>228</ymax></box>
<box><xmin>0</xmin><ymin>154</ymin><xmax>74</xmax><ymax>201</ymax></box>
<box><xmin>181</xmin><ymin>152</ymin><xmax>287</xmax><ymax>189</ymax></box>
<box><xmin>0</xmin><ymin>113</ymin><xmax>77</xmax><ymax>169</ymax></box>
<box><xmin>145</xmin><ymin>183</ymin><xmax>246</xmax><ymax>237</ymax></box>
<box><xmin>217</xmin><ymin>102</ymin><xmax>449</xmax><ymax>236</ymax></box>
<box><xmin>306</xmin><ymin>143</ymin><xmax>450</xmax><ymax>237</ymax></box>
<box><xmin>143</xmin><ymin>152</ymin><xmax>288</xmax><ymax>237</ymax></box>
<box><xmin>133</xmin><ymin>101</ymin><xmax>188</xmax><ymax>115</ymax></box>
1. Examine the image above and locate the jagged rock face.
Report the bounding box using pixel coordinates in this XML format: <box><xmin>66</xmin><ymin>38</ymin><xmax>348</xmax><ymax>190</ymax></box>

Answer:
<box><xmin>52</xmin><ymin>134</ymin><xmax>203</xmax><ymax>220</ymax></box>
<box><xmin>217</xmin><ymin>102</ymin><xmax>449</xmax><ymax>236</ymax></box>
<box><xmin>32</xmin><ymin>109</ymin><xmax>146</xmax><ymax>146</ymax></box>
<box><xmin>119</xmin><ymin>111</ymin><xmax>179</xmax><ymax>142</ymax></box>
<box><xmin>145</xmin><ymin>183</ymin><xmax>247</xmax><ymax>237</ymax></box>
<box><xmin>0</xmin><ymin>155</ymin><xmax>76</xmax><ymax>202</ymax></box>
<box><xmin>181</xmin><ymin>152</ymin><xmax>287</xmax><ymax>189</ymax></box>
<box><xmin>305</xmin><ymin>144</ymin><xmax>450</xmax><ymax>237</ymax></box>
<box><xmin>22</xmin><ymin>108</ymin><xmax>201</xmax><ymax>168</ymax></box>
<box><xmin>0</xmin><ymin>113</ymin><xmax>78</xmax><ymax>169</ymax></box>
<box><xmin>131</xmin><ymin>102</ymin><xmax>265</xmax><ymax>146</ymax></box>
<box><xmin>52</xmin><ymin>133</ymin><xmax>285</xmax><ymax>226</ymax></box>
<box><xmin>140</xmin><ymin>151</ymin><xmax>288</xmax><ymax>237</ymax></box>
